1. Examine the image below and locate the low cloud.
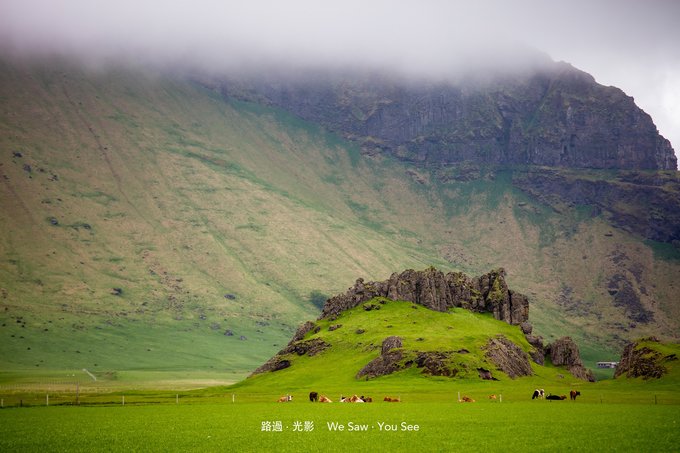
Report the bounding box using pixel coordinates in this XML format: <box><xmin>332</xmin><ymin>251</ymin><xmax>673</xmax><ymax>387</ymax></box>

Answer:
<box><xmin>1</xmin><ymin>0</ymin><xmax>678</xmax><ymax>151</ymax></box>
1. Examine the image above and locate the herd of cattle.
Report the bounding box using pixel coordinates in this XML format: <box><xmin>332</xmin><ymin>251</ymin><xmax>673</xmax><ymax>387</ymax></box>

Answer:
<box><xmin>532</xmin><ymin>389</ymin><xmax>581</xmax><ymax>400</ymax></box>
<box><xmin>277</xmin><ymin>393</ymin><xmax>396</xmax><ymax>403</ymax></box>
<box><xmin>276</xmin><ymin>389</ymin><xmax>581</xmax><ymax>402</ymax></box>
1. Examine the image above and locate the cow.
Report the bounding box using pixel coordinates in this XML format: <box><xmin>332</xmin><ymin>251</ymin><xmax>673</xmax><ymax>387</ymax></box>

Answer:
<box><xmin>309</xmin><ymin>391</ymin><xmax>318</xmax><ymax>402</ymax></box>
<box><xmin>384</xmin><ymin>396</ymin><xmax>401</xmax><ymax>402</ymax></box>
<box><xmin>546</xmin><ymin>394</ymin><xmax>567</xmax><ymax>400</ymax></box>
<box><xmin>277</xmin><ymin>395</ymin><xmax>292</xmax><ymax>402</ymax></box>
<box><xmin>532</xmin><ymin>389</ymin><xmax>545</xmax><ymax>400</ymax></box>
<box><xmin>361</xmin><ymin>396</ymin><xmax>373</xmax><ymax>402</ymax></box>
<box><xmin>489</xmin><ymin>394</ymin><xmax>497</xmax><ymax>401</ymax></box>
<box><xmin>346</xmin><ymin>395</ymin><xmax>364</xmax><ymax>402</ymax></box>
<box><xmin>460</xmin><ymin>396</ymin><xmax>475</xmax><ymax>403</ymax></box>
<box><xmin>570</xmin><ymin>390</ymin><xmax>581</xmax><ymax>401</ymax></box>
<box><xmin>319</xmin><ymin>395</ymin><xmax>332</xmax><ymax>403</ymax></box>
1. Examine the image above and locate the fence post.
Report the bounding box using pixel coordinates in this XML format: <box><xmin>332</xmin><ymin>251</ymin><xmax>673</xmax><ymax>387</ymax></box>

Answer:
<box><xmin>232</xmin><ymin>394</ymin><xmax>235</xmax><ymax>403</ymax></box>
<box><xmin>46</xmin><ymin>394</ymin><xmax>49</xmax><ymax>406</ymax></box>
<box><xmin>176</xmin><ymin>394</ymin><xmax>179</xmax><ymax>404</ymax></box>
<box><xmin>122</xmin><ymin>395</ymin><xmax>125</xmax><ymax>406</ymax></box>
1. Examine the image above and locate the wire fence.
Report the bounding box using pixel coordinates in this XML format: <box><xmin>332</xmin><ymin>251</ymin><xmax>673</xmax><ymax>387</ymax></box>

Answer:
<box><xmin>0</xmin><ymin>384</ymin><xmax>678</xmax><ymax>408</ymax></box>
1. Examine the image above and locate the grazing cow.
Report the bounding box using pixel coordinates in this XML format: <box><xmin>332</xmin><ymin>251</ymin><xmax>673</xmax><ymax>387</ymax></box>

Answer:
<box><xmin>546</xmin><ymin>394</ymin><xmax>567</xmax><ymax>401</ymax></box>
<box><xmin>460</xmin><ymin>396</ymin><xmax>475</xmax><ymax>403</ymax></box>
<box><xmin>384</xmin><ymin>396</ymin><xmax>401</xmax><ymax>402</ymax></box>
<box><xmin>277</xmin><ymin>395</ymin><xmax>292</xmax><ymax>402</ymax></box>
<box><xmin>319</xmin><ymin>395</ymin><xmax>332</xmax><ymax>403</ymax></box>
<box><xmin>489</xmin><ymin>394</ymin><xmax>497</xmax><ymax>401</ymax></box>
<box><xmin>532</xmin><ymin>389</ymin><xmax>545</xmax><ymax>400</ymax></box>
<box><xmin>570</xmin><ymin>390</ymin><xmax>581</xmax><ymax>401</ymax></box>
<box><xmin>309</xmin><ymin>391</ymin><xmax>318</xmax><ymax>402</ymax></box>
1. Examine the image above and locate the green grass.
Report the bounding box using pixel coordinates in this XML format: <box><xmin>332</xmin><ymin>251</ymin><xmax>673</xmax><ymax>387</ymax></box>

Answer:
<box><xmin>0</xmin><ymin>401</ymin><xmax>678</xmax><ymax>452</ymax></box>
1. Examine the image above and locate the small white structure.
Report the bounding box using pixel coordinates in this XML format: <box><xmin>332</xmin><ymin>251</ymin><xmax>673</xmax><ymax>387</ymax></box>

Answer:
<box><xmin>597</xmin><ymin>361</ymin><xmax>619</xmax><ymax>369</ymax></box>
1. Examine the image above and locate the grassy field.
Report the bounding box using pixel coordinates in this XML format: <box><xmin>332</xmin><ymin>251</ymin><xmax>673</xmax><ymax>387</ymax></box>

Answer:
<box><xmin>1</xmin><ymin>320</ymin><xmax>678</xmax><ymax>451</ymax></box>
<box><xmin>1</xmin><ymin>400</ymin><xmax>678</xmax><ymax>452</ymax></box>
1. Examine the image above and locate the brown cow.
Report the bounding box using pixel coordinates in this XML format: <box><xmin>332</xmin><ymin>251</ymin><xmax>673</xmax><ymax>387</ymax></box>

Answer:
<box><xmin>384</xmin><ymin>396</ymin><xmax>401</xmax><ymax>402</ymax></box>
<box><xmin>570</xmin><ymin>390</ymin><xmax>581</xmax><ymax>400</ymax></box>
<box><xmin>460</xmin><ymin>396</ymin><xmax>475</xmax><ymax>403</ymax></box>
<box><xmin>489</xmin><ymin>394</ymin><xmax>497</xmax><ymax>401</ymax></box>
<box><xmin>277</xmin><ymin>395</ymin><xmax>292</xmax><ymax>402</ymax></box>
<box><xmin>361</xmin><ymin>396</ymin><xmax>373</xmax><ymax>402</ymax></box>
<box><xmin>319</xmin><ymin>395</ymin><xmax>332</xmax><ymax>403</ymax></box>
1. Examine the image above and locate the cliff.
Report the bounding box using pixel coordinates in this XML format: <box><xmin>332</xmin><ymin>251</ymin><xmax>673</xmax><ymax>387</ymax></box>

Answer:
<box><xmin>217</xmin><ymin>62</ymin><xmax>676</xmax><ymax>171</ymax></box>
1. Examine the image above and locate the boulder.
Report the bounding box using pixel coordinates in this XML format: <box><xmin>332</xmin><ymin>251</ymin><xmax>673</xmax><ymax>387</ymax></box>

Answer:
<box><xmin>356</xmin><ymin>336</ymin><xmax>405</xmax><ymax>379</ymax></box>
<box><xmin>484</xmin><ymin>335</ymin><xmax>533</xmax><ymax>378</ymax></box>
<box><xmin>547</xmin><ymin>337</ymin><xmax>595</xmax><ymax>381</ymax></box>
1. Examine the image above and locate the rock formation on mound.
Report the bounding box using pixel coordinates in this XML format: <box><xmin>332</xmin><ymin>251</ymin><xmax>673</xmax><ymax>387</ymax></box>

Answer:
<box><xmin>251</xmin><ymin>267</ymin><xmax>595</xmax><ymax>382</ymax></box>
<box><xmin>614</xmin><ymin>337</ymin><xmax>676</xmax><ymax>379</ymax></box>
<box><xmin>546</xmin><ymin>337</ymin><xmax>595</xmax><ymax>382</ymax></box>
<box><xmin>320</xmin><ymin>267</ymin><xmax>529</xmax><ymax>325</ymax></box>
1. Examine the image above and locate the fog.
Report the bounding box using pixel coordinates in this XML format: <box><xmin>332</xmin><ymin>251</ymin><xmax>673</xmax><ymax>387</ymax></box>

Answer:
<box><xmin>1</xmin><ymin>0</ymin><xmax>678</xmax><ymax>153</ymax></box>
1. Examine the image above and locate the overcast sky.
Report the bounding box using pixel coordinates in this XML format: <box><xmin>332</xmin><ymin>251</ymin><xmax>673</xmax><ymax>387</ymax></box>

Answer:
<box><xmin>1</xmin><ymin>0</ymin><xmax>678</xmax><ymax>156</ymax></box>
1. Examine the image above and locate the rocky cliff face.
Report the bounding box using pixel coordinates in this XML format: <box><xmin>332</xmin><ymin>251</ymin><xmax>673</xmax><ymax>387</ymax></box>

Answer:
<box><xmin>319</xmin><ymin>267</ymin><xmax>529</xmax><ymax>325</ymax></box>
<box><xmin>546</xmin><ymin>336</ymin><xmax>595</xmax><ymax>382</ymax></box>
<box><xmin>514</xmin><ymin>169</ymin><xmax>680</xmax><ymax>245</ymax></box>
<box><xmin>218</xmin><ymin>62</ymin><xmax>676</xmax><ymax>171</ymax></box>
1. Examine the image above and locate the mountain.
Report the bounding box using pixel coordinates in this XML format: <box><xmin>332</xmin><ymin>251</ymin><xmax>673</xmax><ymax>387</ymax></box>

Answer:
<box><xmin>1</xmin><ymin>56</ymin><xmax>678</xmax><ymax>380</ymax></box>
<box><xmin>214</xmin><ymin>62</ymin><xmax>680</xmax><ymax>248</ymax></box>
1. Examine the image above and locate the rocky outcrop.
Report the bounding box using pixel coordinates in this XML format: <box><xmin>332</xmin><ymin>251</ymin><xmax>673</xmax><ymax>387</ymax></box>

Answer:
<box><xmin>250</xmin><ymin>332</ymin><xmax>330</xmax><ymax>376</ymax></box>
<box><xmin>614</xmin><ymin>337</ymin><xmax>675</xmax><ymax>379</ymax></box>
<box><xmin>547</xmin><ymin>337</ymin><xmax>595</xmax><ymax>381</ymax></box>
<box><xmin>320</xmin><ymin>267</ymin><xmax>529</xmax><ymax>325</ymax></box>
<box><xmin>281</xmin><ymin>338</ymin><xmax>330</xmax><ymax>357</ymax></box>
<box><xmin>356</xmin><ymin>336</ymin><xmax>405</xmax><ymax>379</ymax></box>
<box><xmin>217</xmin><ymin>62</ymin><xmax>676</xmax><ymax>171</ymax></box>
<box><xmin>415</xmin><ymin>352</ymin><xmax>458</xmax><ymax>377</ymax></box>
<box><xmin>251</xmin><ymin>357</ymin><xmax>291</xmax><ymax>375</ymax></box>
<box><xmin>484</xmin><ymin>335</ymin><xmax>533</xmax><ymax>378</ymax></box>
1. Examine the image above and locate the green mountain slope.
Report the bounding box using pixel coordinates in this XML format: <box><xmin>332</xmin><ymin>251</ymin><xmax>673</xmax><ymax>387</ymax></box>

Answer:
<box><xmin>1</xmin><ymin>57</ymin><xmax>678</xmax><ymax>380</ymax></box>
